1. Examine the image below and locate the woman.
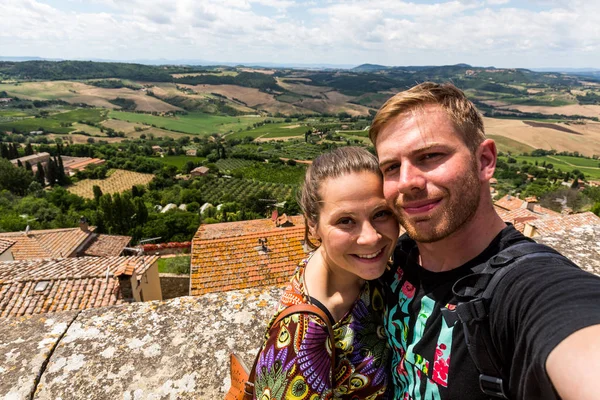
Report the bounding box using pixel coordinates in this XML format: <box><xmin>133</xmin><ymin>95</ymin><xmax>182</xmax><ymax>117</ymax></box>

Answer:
<box><xmin>253</xmin><ymin>146</ymin><xmax>399</xmax><ymax>399</ymax></box>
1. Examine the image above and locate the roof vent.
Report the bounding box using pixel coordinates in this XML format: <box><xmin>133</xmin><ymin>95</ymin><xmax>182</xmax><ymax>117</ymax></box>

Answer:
<box><xmin>34</xmin><ymin>281</ymin><xmax>50</xmax><ymax>292</ymax></box>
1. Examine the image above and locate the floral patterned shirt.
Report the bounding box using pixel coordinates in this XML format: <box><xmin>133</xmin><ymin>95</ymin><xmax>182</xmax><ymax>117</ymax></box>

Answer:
<box><xmin>254</xmin><ymin>259</ymin><xmax>391</xmax><ymax>400</ymax></box>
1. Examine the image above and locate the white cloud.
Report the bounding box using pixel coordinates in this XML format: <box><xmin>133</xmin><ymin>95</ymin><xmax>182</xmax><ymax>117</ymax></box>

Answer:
<box><xmin>1</xmin><ymin>0</ymin><xmax>600</xmax><ymax>67</ymax></box>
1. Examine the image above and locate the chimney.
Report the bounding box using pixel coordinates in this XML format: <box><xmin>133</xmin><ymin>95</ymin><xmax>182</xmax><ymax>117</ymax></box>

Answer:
<box><xmin>79</xmin><ymin>216</ymin><xmax>89</xmax><ymax>232</ymax></box>
<box><xmin>524</xmin><ymin>196</ymin><xmax>538</xmax><ymax>212</ymax></box>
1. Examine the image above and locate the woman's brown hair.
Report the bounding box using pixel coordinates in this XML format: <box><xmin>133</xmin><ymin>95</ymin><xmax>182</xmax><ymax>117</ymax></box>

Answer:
<box><xmin>299</xmin><ymin>146</ymin><xmax>381</xmax><ymax>249</ymax></box>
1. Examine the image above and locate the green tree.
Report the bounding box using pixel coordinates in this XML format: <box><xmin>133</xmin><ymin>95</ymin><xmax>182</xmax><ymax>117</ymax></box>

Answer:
<box><xmin>134</xmin><ymin>197</ymin><xmax>148</xmax><ymax>226</ymax></box>
<box><xmin>35</xmin><ymin>162</ymin><xmax>45</xmax><ymax>186</ymax></box>
<box><xmin>0</xmin><ymin>158</ymin><xmax>33</xmax><ymax>196</ymax></box>
<box><xmin>93</xmin><ymin>185</ymin><xmax>103</xmax><ymax>204</ymax></box>
<box><xmin>25</xmin><ymin>143</ymin><xmax>34</xmax><ymax>156</ymax></box>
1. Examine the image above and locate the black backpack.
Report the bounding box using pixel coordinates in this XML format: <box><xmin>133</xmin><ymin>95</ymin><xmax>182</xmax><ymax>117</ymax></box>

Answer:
<box><xmin>450</xmin><ymin>241</ymin><xmax>577</xmax><ymax>399</ymax></box>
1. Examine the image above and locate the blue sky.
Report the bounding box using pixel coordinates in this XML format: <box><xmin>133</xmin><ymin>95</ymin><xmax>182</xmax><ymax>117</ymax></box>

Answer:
<box><xmin>1</xmin><ymin>0</ymin><xmax>598</xmax><ymax>68</ymax></box>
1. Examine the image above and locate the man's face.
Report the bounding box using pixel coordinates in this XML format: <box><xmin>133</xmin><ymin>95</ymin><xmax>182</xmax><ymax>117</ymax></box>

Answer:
<box><xmin>376</xmin><ymin>105</ymin><xmax>482</xmax><ymax>243</ymax></box>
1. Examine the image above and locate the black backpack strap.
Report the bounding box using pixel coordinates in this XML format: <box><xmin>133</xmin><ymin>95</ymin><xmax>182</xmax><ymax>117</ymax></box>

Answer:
<box><xmin>452</xmin><ymin>241</ymin><xmax>566</xmax><ymax>399</ymax></box>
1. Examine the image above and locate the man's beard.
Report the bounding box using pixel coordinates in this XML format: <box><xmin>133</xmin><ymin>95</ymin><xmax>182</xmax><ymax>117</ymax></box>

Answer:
<box><xmin>395</xmin><ymin>164</ymin><xmax>481</xmax><ymax>243</ymax></box>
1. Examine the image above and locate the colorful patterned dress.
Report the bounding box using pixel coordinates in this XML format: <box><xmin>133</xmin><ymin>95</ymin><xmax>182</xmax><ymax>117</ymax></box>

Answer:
<box><xmin>253</xmin><ymin>259</ymin><xmax>391</xmax><ymax>400</ymax></box>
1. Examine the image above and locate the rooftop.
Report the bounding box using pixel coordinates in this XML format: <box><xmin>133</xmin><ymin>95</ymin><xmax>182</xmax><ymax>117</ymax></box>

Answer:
<box><xmin>0</xmin><ymin>227</ymin><xmax>131</xmax><ymax>260</ymax></box>
<box><xmin>80</xmin><ymin>234</ymin><xmax>131</xmax><ymax>257</ymax></box>
<box><xmin>0</xmin><ymin>227</ymin><xmax>96</xmax><ymax>260</ymax></box>
<box><xmin>0</xmin><ymin>256</ymin><xmax>158</xmax><ymax>318</ymax></box>
<box><xmin>196</xmin><ymin>214</ymin><xmax>305</xmax><ymax>240</ymax></box>
<box><xmin>191</xmin><ymin>216</ymin><xmax>309</xmax><ymax>296</ymax></box>
<box><xmin>494</xmin><ymin>194</ymin><xmax>561</xmax><ymax>216</ymax></box>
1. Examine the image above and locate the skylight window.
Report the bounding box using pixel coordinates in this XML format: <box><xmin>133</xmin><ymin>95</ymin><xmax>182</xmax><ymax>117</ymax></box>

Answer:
<box><xmin>34</xmin><ymin>281</ymin><xmax>50</xmax><ymax>292</ymax></box>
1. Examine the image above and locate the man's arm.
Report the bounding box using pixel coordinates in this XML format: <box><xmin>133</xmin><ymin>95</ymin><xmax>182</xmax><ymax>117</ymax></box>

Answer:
<box><xmin>546</xmin><ymin>324</ymin><xmax>600</xmax><ymax>400</ymax></box>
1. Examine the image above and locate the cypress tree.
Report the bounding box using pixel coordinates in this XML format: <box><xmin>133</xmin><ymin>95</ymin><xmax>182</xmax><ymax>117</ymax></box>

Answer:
<box><xmin>25</xmin><ymin>161</ymin><xmax>32</xmax><ymax>171</ymax></box>
<box><xmin>134</xmin><ymin>197</ymin><xmax>148</xmax><ymax>225</ymax></box>
<box><xmin>9</xmin><ymin>143</ymin><xmax>19</xmax><ymax>159</ymax></box>
<box><xmin>25</xmin><ymin>143</ymin><xmax>34</xmax><ymax>156</ymax></box>
<box><xmin>17</xmin><ymin>160</ymin><xmax>23</xmax><ymax>168</ymax></box>
<box><xmin>46</xmin><ymin>158</ymin><xmax>56</xmax><ymax>186</ymax></box>
<box><xmin>0</xmin><ymin>143</ymin><xmax>9</xmax><ymax>159</ymax></box>
<box><xmin>35</xmin><ymin>162</ymin><xmax>45</xmax><ymax>186</ymax></box>
<box><xmin>57</xmin><ymin>155</ymin><xmax>67</xmax><ymax>185</ymax></box>
<box><xmin>93</xmin><ymin>185</ymin><xmax>103</xmax><ymax>204</ymax></box>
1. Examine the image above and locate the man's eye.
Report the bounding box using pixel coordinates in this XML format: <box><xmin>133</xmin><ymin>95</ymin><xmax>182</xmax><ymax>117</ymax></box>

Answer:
<box><xmin>384</xmin><ymin>163</ymin><xmax>400</xmax><ymax>173</ymax></box>
<box><xmin>422</xmin><ymin>153</ymin><xmax>443</xmax><ymax>161</ymax></box>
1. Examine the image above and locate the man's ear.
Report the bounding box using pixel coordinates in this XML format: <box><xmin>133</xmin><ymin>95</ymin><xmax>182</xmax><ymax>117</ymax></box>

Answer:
<box><xmin>477</xmin><ymin>139</ymin><xmax>497</xmax><ymax>182</ymax></box>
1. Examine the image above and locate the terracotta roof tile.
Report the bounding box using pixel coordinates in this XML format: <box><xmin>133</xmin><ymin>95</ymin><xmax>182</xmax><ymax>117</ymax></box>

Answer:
<box><xmin>0</xmin><ymin>255</ymin><xmax>158</xmax><ymax>318</ymax></box>
<box><xmin>0</xmin><ymin>255</ymin><xmax>158</xmax><ymax>282</ymax></box>
<box><xmin>80</xmin><ymin>234</ymin><xmax>131</xmax><ymax>257</ymax></box>
<box><xmin>0</xmin><ymin>227</ymin><xmax>97</xmax><ymax>260</ymax></box>
<box><xmin>196</xmin><ymin>215</ymin><xmax>305</xmax><ymax>240</ymax></box>
<box><xmin>0</xmin><ymin>277</ymin><xmax>123</xmax><ymax>318</ymax></box>
<box><xmin>191</xmin><ymin>218</ymin><xmax>309</xmax><ymax>296</ymax></box>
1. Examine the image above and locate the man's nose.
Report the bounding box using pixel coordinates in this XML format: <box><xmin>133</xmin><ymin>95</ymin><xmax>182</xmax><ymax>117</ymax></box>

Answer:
<box><xmin>397</xmin><ymin>162</ymin><xmax>426</xmax><ymax>194</ymax></box>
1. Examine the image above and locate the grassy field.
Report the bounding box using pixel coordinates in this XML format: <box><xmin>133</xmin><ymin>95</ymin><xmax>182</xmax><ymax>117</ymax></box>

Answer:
<box><xmin>227</xmin><ymin>122</ymin><xmax>308</xmax><ymax>140</ymax></box>
<box><xmin>68</xmin><ymin>169</ymin><xmax>154</xmax><ymax>198</ymax></box>
<box><xmin>487</xmin><ymin>134</ymin><xmax>535</xmax><ymax>154</ymax></box>
<box><xmin>506</xmin><ymin>155</ymin><xmax>600</xmax><ymax>179</ymax></box>
<box><xmin>158</xmin><ymin>256</ymin><xmax>191</xmax><ymax>274</ymax></box>
<box><xmin>147</xmin><ymin>155</ymin><xmax>204</xmax><ymax>169</ymax></box>
<box><xmin>109</xmin><ymin>111</ymin><xmax>270</xmax><ymax>135</ymax></box>
<box><xmin>0</xmin><ymin>110</ymin><xmax>33</xmax><ymax>118</ymax></box>
<box><xmin>0</xmin><ymin>108</ymin><xmax>108</xmax><ymax>134</ymax></box>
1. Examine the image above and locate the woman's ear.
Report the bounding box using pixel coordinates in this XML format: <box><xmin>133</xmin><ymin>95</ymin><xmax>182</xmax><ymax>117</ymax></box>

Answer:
<box><xmin>308</xmin><ymin>221</ymin><xmax>319</xmax><ymax>240</ymax></box>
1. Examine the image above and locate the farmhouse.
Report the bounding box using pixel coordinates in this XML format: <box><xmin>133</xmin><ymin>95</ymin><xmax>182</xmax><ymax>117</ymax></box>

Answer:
<box><xmin>61</xmin><ymin>156</ymin><xmax>106</xmax><ymax>175</ymax></box>
<box><xmin>190</xmin><ymin>166</ymin><xmax>209</xmax><ymax>176</ymax></box>
<box><xmin>10</xmin><ymin>152</ymin><xmax>50</xmax><ymax>168</ymax></box>
<box><xmin>190</xmin><ymin>215</ymin><xmax>309</xmax><ymax>296</ymax></box>
<box><xmin>185</xmin><ymin>148</ymin><xmax>197</xmax><ymax>156</ymax></box>
<box><xmin>151</xmin><ymin>145</ymin><xmax>164</xmax><ymax>154</ymax></box>
<box><xmin>0</xmin><ymin>221</ymin><xmax>131</xmax><ymax>260</ymax></box>
<box><xmin>0</xmin><ymin>255</ymin><xmax>162</xmax><ymax>318</ymax></box>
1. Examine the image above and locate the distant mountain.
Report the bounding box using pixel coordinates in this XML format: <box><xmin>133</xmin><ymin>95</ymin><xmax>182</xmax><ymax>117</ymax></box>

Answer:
<box><xmin>352</xmin><ymin>64</ymin><xmax>390</xmax><ymax>72</ymax></box>
<box><xmin>0</xmin><ymin>56</ymin><xmax>62</xmax><ymax>62</ymax></box>
<box><xmin>0</xmin><ymin>56</ymin><xmax>355</xmax><ymax>69</ymax></box>
<box><xmin>531</xmin><ymin>67</ymin><xmax>600</xmax><ymax>73</ymax></box>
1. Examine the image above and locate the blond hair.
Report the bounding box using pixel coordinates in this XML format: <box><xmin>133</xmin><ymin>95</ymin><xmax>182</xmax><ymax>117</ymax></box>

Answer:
<box><xmin>369</xmin><ymin>82</ymin><xmax>485</xmax><ymax>152</ymax></box>
<box><xmin>299</xmin><ymin>146</ymin><xmax>381</xmax><ymax>249</ymax></box>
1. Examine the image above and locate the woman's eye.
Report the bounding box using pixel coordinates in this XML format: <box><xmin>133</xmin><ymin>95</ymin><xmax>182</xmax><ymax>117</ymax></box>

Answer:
<box><xmin>337</xmin><ymin>218</ymin><xmax>353</xmax><ymax>225</ymax></box>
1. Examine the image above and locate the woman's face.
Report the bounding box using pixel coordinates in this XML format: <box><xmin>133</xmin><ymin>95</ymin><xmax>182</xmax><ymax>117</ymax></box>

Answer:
<box><xmin>312</xmin><ymin>170</ymin><xmax>399</xmax><ymax>282</ymax></box>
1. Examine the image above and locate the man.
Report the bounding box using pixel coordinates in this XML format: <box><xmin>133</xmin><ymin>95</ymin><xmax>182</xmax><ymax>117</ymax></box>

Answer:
<box><xmin>370</xmin><ymin>82</ymin><xmax>600</xmax><ymax>400</ymax></box>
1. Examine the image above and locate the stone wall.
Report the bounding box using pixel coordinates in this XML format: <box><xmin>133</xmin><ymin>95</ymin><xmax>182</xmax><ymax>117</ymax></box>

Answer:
<box><xmin>160</xmin><ymin>273</ymin><xmax>191</xmax><ymax>299</ymax></box>
<box><xmin>0</xmin><ymin>288</ymin><xmax>283</xmax><ymax>400</ymax></box>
